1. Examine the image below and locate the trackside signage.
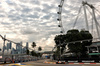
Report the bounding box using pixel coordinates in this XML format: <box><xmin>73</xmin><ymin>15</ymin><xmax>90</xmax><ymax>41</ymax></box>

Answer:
<box><xmin>68</xmin><ymin>60</ymin><xmax>78</xmax><ymax>62</ymax></box>
<box><xmin>82</xmin><ymin>60</ymin><xmax>94</xmax><ymax>62</ymax></box>
<box><xmin>67</xmin><ymin>60</ymin><xmax>100</xmax><ymax>63</ymax></box>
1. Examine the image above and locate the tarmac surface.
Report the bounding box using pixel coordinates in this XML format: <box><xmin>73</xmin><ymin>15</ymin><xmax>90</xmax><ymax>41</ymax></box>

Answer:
<box><xmin>0</xmin><ymin>59</ymin><xmax>100</xmax><ymax>66</ymax></box>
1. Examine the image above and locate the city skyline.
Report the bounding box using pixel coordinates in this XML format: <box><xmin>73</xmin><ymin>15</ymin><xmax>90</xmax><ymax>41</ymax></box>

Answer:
<box><xmin>0</xmin><ymin>42</ymin><xmax>28</xmax><ymax>55</ymax></box>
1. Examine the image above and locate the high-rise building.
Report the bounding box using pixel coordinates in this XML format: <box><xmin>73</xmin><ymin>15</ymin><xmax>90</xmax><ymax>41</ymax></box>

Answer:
<box><xmin>26</xmin><ymin>42</ymin><xmax>28</xmax><ymax>49</ymax></box>
<box><xmin>9</xmin><ymin>42</ymin><xmax>12</xmax><ymax>49</ymax></box>
<box><xmin>20</xmin><ymin>41</ymin><xmax>22</xmax><ymax>53</ymax></box>
<box><xmin>7</xmin><ymin>43</ymin><xmax>9</xmax><ymax>50</ymax></box>
<box><xmin>22</xmin><ymin>47</ymin><xmax>26</xmax><ymax>54</ymax></box>
<box><xmin>3</xmin><ymin>45</ymin><xmax>6</xmax><ymax>51</ymax></box>
<box><xmin>7</xmin><ymin>42</ymin><xmax>12</xmax><ymax>50</ymax></box>
<box><xmin>11</xmin><ymin>48</ymin><xmax>16</xmax><ymax>54</ymax></box>
<box><xmin>16</xmin><ymin>41</ymin><xmax>22</xmax><ymax>54</ymax></box>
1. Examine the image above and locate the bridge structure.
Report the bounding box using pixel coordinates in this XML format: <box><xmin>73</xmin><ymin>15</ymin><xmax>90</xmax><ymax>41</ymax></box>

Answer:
<box><xmin>40</xmin><ymin>51</ymin><xmax>55</xmax><ymax>54</ymax></box>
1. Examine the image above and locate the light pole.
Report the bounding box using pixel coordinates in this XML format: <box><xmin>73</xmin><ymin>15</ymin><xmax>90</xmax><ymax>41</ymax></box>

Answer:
<box><xmin>2</xmin><ymin>35</ymin><xmax>6</xmax><ymax>56</ymax></box>
<box><xmin>59</xmin><ymin>46</ymin><xmax>61</xmax><ymax>60</ymax></box>
<box><xmin>59</xmin><ymin>39</ymin><xmax>62</xmax><ymax>60</ymax></box>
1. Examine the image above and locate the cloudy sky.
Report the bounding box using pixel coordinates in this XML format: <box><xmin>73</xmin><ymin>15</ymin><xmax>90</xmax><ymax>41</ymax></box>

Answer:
<box><xmin>0</xmin><ymin>0</ymin><xmax>100</xmax><ymax>51</ymax></box>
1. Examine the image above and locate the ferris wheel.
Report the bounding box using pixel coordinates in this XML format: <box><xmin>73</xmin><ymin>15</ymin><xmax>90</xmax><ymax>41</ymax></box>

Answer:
<box><xmin>57</xmin><ymin>0</ymin><xmax>100</xmax><ymax>39</ymax></box>
<box><xmin>57</xmin><ymin>0</ymin><xmax>65</xmax><ymax>33</ymax></box>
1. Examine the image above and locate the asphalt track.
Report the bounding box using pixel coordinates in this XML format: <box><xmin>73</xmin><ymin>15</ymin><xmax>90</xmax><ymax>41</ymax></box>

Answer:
<box><xmin>1</xmin><ymin>59</ymin><xmax>100</xmax><ymax>66</ymax></box>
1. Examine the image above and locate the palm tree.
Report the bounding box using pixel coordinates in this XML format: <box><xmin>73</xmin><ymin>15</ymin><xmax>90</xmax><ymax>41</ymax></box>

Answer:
<box><xmin>38</xmin><ymin>46</ymin><xmax>42</xmax><ymax>57</ymax></box>
<box><xmin>38</xmin><ymin>46</ymin><xmax>42</xmax><ymax>51</ymax></box>
<box><xmin>26</xmin><ymin>49</ymin><xmax>29</xmax><ymax>55</ymax></box>
<box><xmin>32</xmin><ymin>42</ymin><xmax>36</xmax><ymax>50</ymax></box>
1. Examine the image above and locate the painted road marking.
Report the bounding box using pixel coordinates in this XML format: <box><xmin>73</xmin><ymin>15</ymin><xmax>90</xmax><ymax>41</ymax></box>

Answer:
<box><xmin>5</xmin><ymin>63</ymin><xmax>33</xmax><ymax>66</ymax></box>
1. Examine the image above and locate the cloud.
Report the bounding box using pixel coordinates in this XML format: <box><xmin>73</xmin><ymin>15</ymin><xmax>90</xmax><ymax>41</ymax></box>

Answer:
<box><xmin>35</xmin><ymin>35</ymin><xmax>55</xmax><ymax>51</ymax></box>
<box><xmin>0</xmin><ymin>0</ymin><xmax>100</xmax><ymax>51</ymax></box>
<box><xmin>20</xmin><ymin>27</ymin><xmax>39</xmax><ymax>35</ymax></box>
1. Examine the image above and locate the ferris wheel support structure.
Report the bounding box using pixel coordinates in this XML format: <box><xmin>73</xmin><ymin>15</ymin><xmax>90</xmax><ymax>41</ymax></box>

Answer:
<box><xmin>92</xmin><ymin>7</ymin><xmax>100</xmax><ymax>39</ymax></box>
<box><xmin>57</xmin><ymin>0</ymin><xmax>100</xmax><ymax>39</ymax></box>
<box><xmin>83</xmin><ymin>2</ymin><xmax>89</xmax><ymax>31</ymax></box>
<box><xmin>82</xmin><ymin>1</ymin><xmax>100</xmax><ymax>39</ymax></box>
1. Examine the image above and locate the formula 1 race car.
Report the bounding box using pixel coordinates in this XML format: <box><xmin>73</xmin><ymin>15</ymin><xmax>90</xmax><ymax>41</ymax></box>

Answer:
<box><xmin>56</xmin><ymin>60</ymin><xmax>66</xmax><ymax>64</ymax></box>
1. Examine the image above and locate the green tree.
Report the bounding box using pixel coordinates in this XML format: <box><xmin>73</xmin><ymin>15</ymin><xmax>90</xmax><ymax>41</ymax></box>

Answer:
<box><xmin>66</xmin><ymin>29</ymin><xmax>83</xmax><ymax>57</ymax></box>
<box><xmin>54</xmin><ymin>46</ymin><xmax>60</xmax><ymax>59</ymax></box>
<box><xmin>32</xmin><ymin>42</ymin><xmax>36</xmax><ymax>50</ymax></box>
<box><xmin>38</xmin><ymin>46</ymin><xmax>42</xmax><ymax>51</ymax></box>
<box><xmin>54</xmin><ymin>29</ymin><xmax>93</xmax><ymax>58</ymax></box>
<box><xmin>26</xmin><ymin>49</ymin><xmax>29</xmax><ymax>55</ymax></box>
<box><xmin>54</xmin><ymin>34</ymin><xmax>66</xmax><ymax>46</ymax></box>
<box><xmin>80</xmin><ymin>30</ymin><xmax>93</xmax><ymax>56</ymax></box>
<box><xmin>31</xmin><ymin>50</ymin><xmax>35</xmax><ymax>56</ymax></box>
<box><xmin>31</xmin><ymin>50</ymin><xmax>38</xmax><ymax>57</ymax></box>
<box><xmin>54</xmin><ymin>34</ymin><xmax>66</xmax><ymax>54</ymax></box>
<box><xmin>38</xmin><ymin>46</ymin><xmax>42</xmax><ymax>57</ymax></box>
<box><xmin>31</xmin><ymin>42</ymin><xmax>37</xmax><ymax>56</ymax></box>
<box><xmin>67</xmin><ymin>29</ymin><xmax>92</xmax><ymax>57</ymax></box>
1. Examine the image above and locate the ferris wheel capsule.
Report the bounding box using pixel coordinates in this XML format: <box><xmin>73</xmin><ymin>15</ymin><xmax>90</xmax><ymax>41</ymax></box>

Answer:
<box><xmin>57</xmin><ymin>12</ymin><xmax>61</xmax><ymax>14</ymax></box>
<box><xmin>57</xmin><ymin>18</ymin><xmax>61</xmax><ymax>21</ymax></box>
<box><xmin>60</xmin><ymin>31</ymin><xmax>63</xmax><ymax>33</ymax></box>
<box><xmin>58</xmin><ymin>5</ymin><xmax>62</xmax><ymax>7</ymax></box>
<box><xmin>58</xmin><ymin>25</ymin><xmax>61</xmax><ymax>27</ymax></box>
